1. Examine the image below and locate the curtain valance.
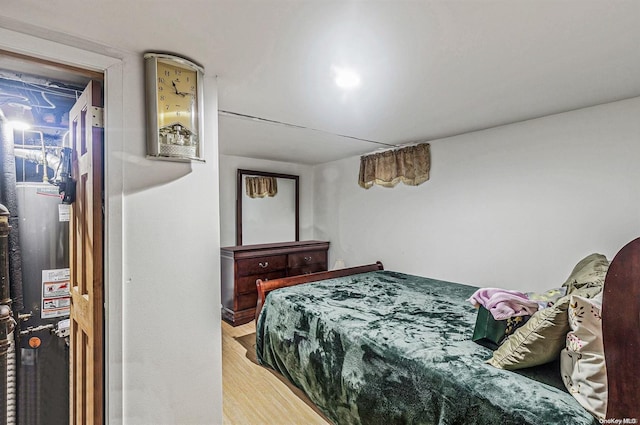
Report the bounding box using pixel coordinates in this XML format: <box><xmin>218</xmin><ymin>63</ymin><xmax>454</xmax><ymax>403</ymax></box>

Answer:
<box><xmin>358</xmin><ymin>143</ymin><xmax>430</xmax><ymax>189</ymax></box>
<box><xmin>246</xmin><ymin>176</ymin><xmax>278</xmax><ymax>198</ymax></box>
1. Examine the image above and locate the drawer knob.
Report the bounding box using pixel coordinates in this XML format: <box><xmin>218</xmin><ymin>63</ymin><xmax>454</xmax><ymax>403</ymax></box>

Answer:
<box><xmin>258</xmin><ymin>261</ymin><xmax>269</xmax><ymax>268</ymax></box>
<box><xmin>304</xmin><ymin>256</ymin><xmax>312</xmax><ymax>262</ymax></box>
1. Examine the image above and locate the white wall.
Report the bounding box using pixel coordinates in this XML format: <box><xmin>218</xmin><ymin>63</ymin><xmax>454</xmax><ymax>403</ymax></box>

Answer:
<box><xmin>219</xmin><ymin>154</ymin><xmax>314</xmax><ymax>247</ymax></box>
<box><xmin>314</xmin><ymin>98</ymin><xmax>640</xmax><ymax>292</ymax></box>
<box><xmin>122</xmin><ymin>62</ymin><xmax>221</xmax><ymax>423</ymax></box>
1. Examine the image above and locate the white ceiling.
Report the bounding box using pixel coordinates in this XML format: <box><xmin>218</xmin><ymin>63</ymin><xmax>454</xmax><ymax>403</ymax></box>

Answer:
<box><xmin>2</xmin><ymin>1</ymin><xmax>640</xmax><ymax>165</ymax></box>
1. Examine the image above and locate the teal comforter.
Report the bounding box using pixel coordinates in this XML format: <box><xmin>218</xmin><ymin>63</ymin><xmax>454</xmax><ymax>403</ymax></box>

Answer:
<box><xmin>256</xmin><ymin>270</ymin><xmax>597</xmax><ymax>425</ymax></box>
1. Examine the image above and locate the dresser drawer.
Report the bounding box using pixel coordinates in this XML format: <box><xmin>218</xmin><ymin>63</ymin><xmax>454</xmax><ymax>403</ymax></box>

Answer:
<box><xmin>236</xmin><ymin>271</ymin><xmax>286</xmax><ymax>294</ymax></box>
<box><xmin>236</xmin><ymin>291</ymin><xmax>258</xmax><ymax>311</ymax></box>
<box><xmin>237</xmin><ymin>255</ymin><xmax>287</xmax><ymax>276</ymax></box>
<box><xmin>288</xmin><ymin>250</ymin><xmax>327</xmax><ymax>269</ymax></box>
<box><xmin>289</xmin><ymin>263</ymin><xmax>327</xmax><ymax>276</ymax></box>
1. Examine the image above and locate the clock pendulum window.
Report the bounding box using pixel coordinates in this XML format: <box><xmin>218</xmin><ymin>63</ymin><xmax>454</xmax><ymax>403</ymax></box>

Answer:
<box><xmin>144</xmin><ymin>53</ymin><xmax>205</xmax><ymax>162</ymax></box>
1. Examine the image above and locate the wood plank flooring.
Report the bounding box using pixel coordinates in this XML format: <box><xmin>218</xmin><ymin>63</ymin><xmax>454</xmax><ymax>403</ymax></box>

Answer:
<box><xmin>222</xmin><ymin>321</ymin><xmax>330</xmax><ymax>425</ymax></box>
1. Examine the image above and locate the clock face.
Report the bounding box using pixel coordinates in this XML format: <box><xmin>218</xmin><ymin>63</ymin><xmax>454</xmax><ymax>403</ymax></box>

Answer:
<box><xmin>156</xmin><ymin>60</ymin><xmax>199</xmax><ymax>143</ymax></box>
<box><xmin>145</xmin><ymin>53</ymin><xmax>205</xmax><ymax>161</ymax></box>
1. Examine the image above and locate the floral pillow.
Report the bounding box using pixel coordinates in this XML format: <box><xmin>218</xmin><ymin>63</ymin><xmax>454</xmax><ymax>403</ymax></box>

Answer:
<box><xmin>560</xmin><ymin>293</ymin><xmax>607</xmax><ymax>420</ymax></box>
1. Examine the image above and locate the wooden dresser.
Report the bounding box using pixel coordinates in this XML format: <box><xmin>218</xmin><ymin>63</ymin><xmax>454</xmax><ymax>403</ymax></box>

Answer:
<box><xmin>221</xmin><ymin>240</ymin><xmax>330</xmax><ymax>326</ymax></box>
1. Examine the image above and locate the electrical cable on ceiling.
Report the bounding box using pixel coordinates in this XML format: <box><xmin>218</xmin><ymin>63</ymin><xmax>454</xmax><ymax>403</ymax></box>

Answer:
<box><xmin>24</xmin><ymin>82</ymin><xmax>80</xmax><ymax>99</ymax></box>
<box><xmin>35</xmin><ymin>92</ymin><xmax>56</xmax><ymax>109</ymax></box>
<box><xmin>218</xmin><ymin>109</ymin><xmax>397</xmax><ymax>148</ymax></box>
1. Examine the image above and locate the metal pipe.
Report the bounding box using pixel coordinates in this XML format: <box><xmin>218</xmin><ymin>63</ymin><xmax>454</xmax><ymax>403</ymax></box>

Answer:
<box><xmin>0</xmin><ymin>306</ymin><xmax>12</xmax><ymax>424</ymax></box>
<box><xmin>0</xmin><ymin>204</ymin><xmax>15</xmax><ymax>425</ymax></box>
<box><xmin>12</xmin><ymin>148</ymin><xmax>61</xmax><ymax>180</ymax></box>
<box><xmin>12</xmin><ymin>143</ymin><xmax>61</xmax><ymax>150</ymax></box>
<box><xmin>61</xmin><ymin>130</ymin><xmax>70</xmax><ymax>149</ymax></box>
<box><xmin>0</xmin><ymin>111</ymin><xmax>24</xmax><ymax>425</ymax></box>
<box><xmin>19</xmin><ymin>324</ymin><xmax>53</xmax><ymax>336</ymax></box>
<box><xmin>0</xmin><ymin>206</ymin><xmax>11</xmax><ymax>307</ymax></box>
<box><xmin>15</xmin><ymin>130</ymin><xmax>48</xmax><ymax>183</ymax></box>
<box><xmin>0</xmin><ymin>111</ymin><xmax>23</xmax><ymax>314</ymax></box>
<box><xmin>39</xmin><ymin>131</ymin><xmax>47</xmax><ymax>183</ymax></box>
<box><xmin>6</xmin><ymin>333</ymin><xmax>15</xmax><ymax>425</ymax></box>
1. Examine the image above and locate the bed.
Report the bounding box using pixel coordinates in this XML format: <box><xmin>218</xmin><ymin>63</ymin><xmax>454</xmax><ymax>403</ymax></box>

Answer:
<box><xmin>255</xmin><ymin>238</ymin><xmax>640</xmax><ymax>424</ymax></box>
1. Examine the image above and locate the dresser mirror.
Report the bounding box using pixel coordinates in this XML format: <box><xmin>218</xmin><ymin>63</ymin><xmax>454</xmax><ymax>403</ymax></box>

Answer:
<box><xmin>236</xmin><ymin>169</ymin><xmax>299</xmax><ymax>245</ymax></box>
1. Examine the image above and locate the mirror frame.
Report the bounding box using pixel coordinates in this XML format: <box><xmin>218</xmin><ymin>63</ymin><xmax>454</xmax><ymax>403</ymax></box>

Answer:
<box><xmin>236</xmin><ymin>169</ymin><xmax>300</xmax><ymax>246</ymax></box>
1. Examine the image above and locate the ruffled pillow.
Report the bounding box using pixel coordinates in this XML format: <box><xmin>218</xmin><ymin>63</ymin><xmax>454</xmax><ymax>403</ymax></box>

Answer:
<box><xmin>560</xmin><ymin>293</ymin><xmax>607</xmax><ymax>420</ymax></box>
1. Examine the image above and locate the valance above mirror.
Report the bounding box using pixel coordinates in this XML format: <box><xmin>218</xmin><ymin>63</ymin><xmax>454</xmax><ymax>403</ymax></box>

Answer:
<box><xmin>245</xmin><ymin>176</ymin><xmax>278</xmax><ymax>198</ymax></box>
<box><xmin>236</xmin><ymin>169</ymin><xmax>299</xmax><ymax>246</ymax></box>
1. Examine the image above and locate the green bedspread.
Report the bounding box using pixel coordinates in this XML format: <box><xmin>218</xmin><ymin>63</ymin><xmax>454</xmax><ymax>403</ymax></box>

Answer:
<box><xmin>256</xmin><ymin>270</ymin><xmax>597</xmax><ymax>425</ymax></box>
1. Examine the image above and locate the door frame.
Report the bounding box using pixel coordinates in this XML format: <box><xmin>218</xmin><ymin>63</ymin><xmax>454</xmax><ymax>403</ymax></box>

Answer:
<box><xmin>0</xmin><ymin>23</ymin><xmax>124</xmax><ymax>423</ymax></box>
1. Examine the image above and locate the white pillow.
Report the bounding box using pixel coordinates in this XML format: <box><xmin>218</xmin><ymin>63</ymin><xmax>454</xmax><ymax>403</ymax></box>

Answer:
<box><xmin>560</xmin><ymin>293</ymin><xmax>607</xmax><ymax>419</ymax></box>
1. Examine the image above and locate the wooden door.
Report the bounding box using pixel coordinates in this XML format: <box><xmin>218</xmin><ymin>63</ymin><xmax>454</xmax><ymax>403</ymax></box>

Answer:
<box><xmin>68</xmin><ymin>80</ymin><xmax>104</xmax><ymax>425</ymax></box>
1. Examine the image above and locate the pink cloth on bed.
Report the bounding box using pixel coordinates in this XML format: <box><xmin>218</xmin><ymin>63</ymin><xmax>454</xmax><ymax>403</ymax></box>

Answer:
<box><xmin>467</xmin><ymin>288</ymin><xmax>539</xmax><ymax>320</ymax></box>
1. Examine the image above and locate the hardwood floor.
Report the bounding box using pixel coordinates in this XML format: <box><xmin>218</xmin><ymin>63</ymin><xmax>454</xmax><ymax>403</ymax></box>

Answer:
<box><xmin>222</xmin><ymin>321</ymin><xmax>330</xmax><ymax>425</ymax></box>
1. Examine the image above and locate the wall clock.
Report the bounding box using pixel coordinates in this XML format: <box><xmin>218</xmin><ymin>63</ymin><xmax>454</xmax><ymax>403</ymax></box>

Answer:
<box><xmin>144</xmin><ymin>52</ymin><xmax>205</xmax><ymax>162</ymax></box>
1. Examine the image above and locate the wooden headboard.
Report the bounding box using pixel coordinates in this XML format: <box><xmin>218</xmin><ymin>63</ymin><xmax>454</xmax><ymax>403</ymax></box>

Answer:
<box><xmin>255</xmin><ymin>261</ymin><xmax>384</xmax><ymax>320</ymax></box>
<box><xmin>602</xmin><ymin>237</ymin><xmax>640</xmax><ymax>420</ymax></box>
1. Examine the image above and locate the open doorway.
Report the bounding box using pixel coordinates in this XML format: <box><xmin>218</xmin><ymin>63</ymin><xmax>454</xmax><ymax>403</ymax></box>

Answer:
<box><xmin>0</xmin><ymin>50</ymin><xmax>103</xmax><ymax>425</ymax></box>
